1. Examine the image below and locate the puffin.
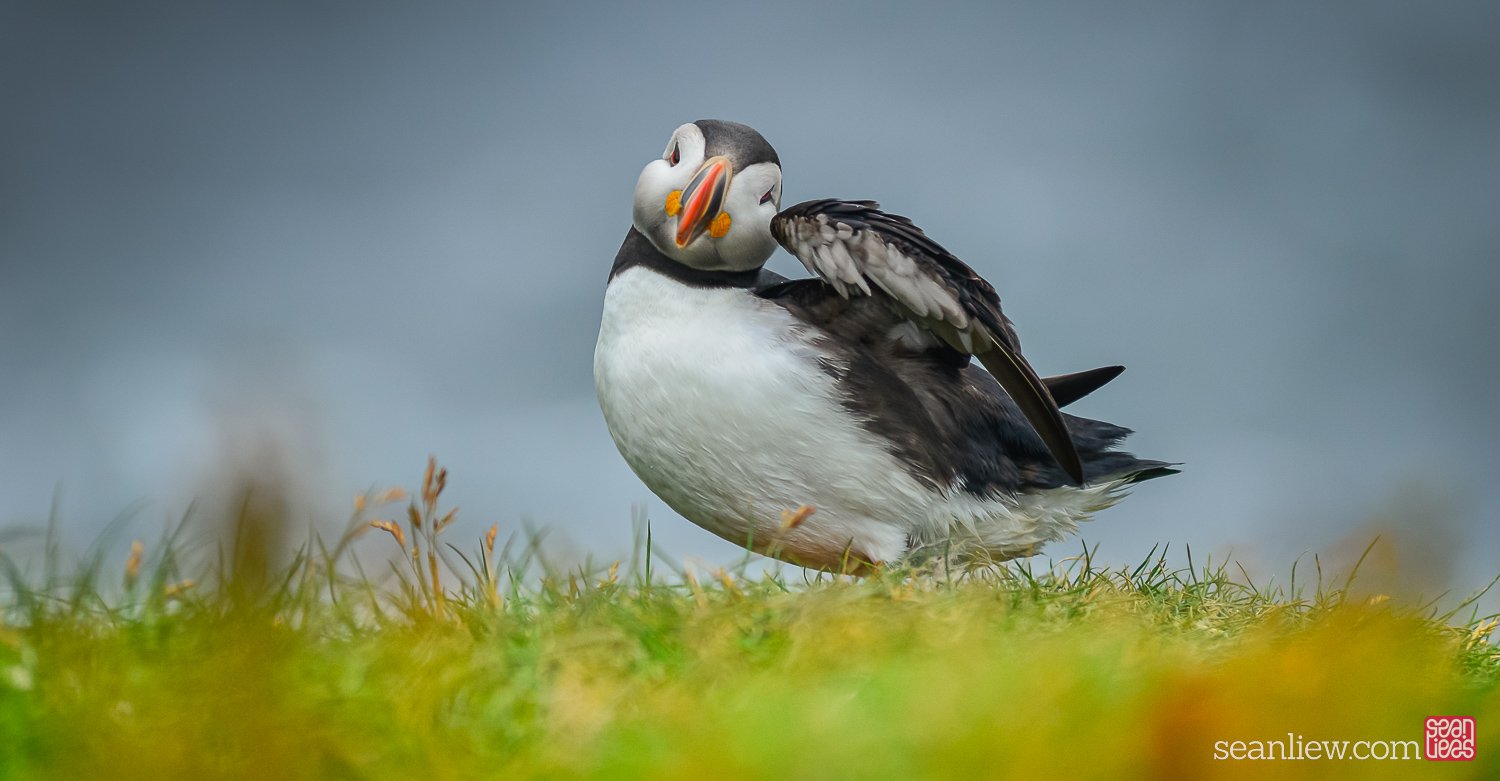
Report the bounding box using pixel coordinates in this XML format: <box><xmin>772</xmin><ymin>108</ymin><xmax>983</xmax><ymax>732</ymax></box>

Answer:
<box><xmin>595</xmin><ymin>119</ymin><xmax>1175</xmax><ymax>572</ymax></box>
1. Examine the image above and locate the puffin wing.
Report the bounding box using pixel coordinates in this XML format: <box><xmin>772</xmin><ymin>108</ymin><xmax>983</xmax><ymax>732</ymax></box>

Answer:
<box><xmin>770</xmin><ymin>198</ymin><xmax>1084</xmax><ymax>484</ymax></box>
<box><xmin>1044</xmin><ymin>365</ymin><xmax>1125</xmax><ymax>408</ymax></box>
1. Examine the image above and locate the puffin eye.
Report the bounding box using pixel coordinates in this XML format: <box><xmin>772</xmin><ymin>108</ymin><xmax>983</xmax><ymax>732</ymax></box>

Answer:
<box><xmin>668</xmin><ymin>143</ymin><xmax>681</xmax><ymax>166</ymax></box>
<box><xmin>760</xmin><ymin>188</ymin><xmax>775</xmax><ymax>205</ymax></box>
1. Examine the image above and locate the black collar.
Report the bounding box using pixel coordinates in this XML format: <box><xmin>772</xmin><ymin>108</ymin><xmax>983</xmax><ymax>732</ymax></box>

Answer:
<box><xmin>608</xmin><ymin>228</ymin><xmax>765</xmax><ymax>289</ymax></box>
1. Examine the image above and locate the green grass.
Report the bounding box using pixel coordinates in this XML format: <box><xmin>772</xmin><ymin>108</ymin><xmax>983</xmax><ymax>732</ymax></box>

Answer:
<box><xmin>1</xmin><ymin>461</ymin><xmax>1496</xmax><ymax>780</ymax></box>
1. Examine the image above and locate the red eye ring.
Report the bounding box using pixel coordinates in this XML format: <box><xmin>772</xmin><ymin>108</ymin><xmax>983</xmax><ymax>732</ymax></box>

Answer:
<box><xmin>760</xmin><ymin>188</ymin><xmax>775</xmax><ymax>205</ymax></box>
<box><xmin>669</xmin><ymin>144</ymin><xmax>681</xmax><ymax>166</ymax></box>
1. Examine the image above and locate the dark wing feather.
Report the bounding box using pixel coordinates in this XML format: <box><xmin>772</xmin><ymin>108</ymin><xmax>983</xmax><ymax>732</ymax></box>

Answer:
<box><xmin>1044</xmin><ymin>366</ymin><xmax>1125</xmax><ymax>408</ymax></box>
<box><xmin>770</xmin><ymin>199</ymin><xmax>1084</xmax><ymax>484</ymax></box>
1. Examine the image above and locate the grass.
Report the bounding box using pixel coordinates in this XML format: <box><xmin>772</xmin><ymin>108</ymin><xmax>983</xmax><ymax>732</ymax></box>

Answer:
<box><xmin>0</xmin><ymin>459</ymin><xmax>1496</xmax><ymax>780</ymax></box>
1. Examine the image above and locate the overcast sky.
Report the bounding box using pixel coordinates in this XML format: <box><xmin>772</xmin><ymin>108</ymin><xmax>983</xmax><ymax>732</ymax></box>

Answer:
<box><xmin>3</xmin><ymin>1</ymin><xmax>1497</xmax><ymax>605</ymax></box>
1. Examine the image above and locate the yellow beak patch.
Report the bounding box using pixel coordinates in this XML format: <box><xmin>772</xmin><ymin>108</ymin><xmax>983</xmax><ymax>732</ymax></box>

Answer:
<box><xmin>665</xmin><ymin>190</ymin><xmax>682</xmax><ymax>217</ymax></box>
<box><xmin>709</xmin><ymin>212</ymin><xmax>732</xmax><ymax>238</ymax></box>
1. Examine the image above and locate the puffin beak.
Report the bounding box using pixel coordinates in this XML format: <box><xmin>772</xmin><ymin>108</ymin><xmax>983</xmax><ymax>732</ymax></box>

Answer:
<box><xmin>675</xmin><ymin>155</ymin><xmax>732</xmax><ymax>247</ymax></box>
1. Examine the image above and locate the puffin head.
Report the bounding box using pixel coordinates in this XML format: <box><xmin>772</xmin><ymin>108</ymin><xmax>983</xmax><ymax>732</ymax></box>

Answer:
<box><xmin>632</xmin><ymin>120</ymin><xmax>783</xmax><ymax>272</ymax></box>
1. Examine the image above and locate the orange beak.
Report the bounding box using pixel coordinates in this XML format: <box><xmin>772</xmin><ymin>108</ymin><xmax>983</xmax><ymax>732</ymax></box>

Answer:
<box><xmin>675</xmin><ymin>155</ymin><xmax>732</xmax><ymax>247</ymax></box>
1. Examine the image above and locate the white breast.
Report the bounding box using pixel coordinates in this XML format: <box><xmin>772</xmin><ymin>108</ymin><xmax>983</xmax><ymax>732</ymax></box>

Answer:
<box><xmin>593</xmin><ymin>266</ymin><xmax>1131</xmax><ymax>569</ymax></box>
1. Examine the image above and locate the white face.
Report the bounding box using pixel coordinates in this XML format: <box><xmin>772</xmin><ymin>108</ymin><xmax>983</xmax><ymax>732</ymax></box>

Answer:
<box><xmin>632</xmin><ymin>122</ymin><xmax>783</xmax><ymax>272</ymax></box>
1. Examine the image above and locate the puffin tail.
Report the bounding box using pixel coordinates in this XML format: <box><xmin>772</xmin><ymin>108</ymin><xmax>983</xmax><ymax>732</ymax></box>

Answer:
<box><xmin>1117</xmin><ymin>460</ymin><xmax>1181</xmax><ymax>484</ymax></box>
<box><xmin>1062</xmin><ymin>414</ymin><xmax>1181</xmax><ymax>486</ymax></box>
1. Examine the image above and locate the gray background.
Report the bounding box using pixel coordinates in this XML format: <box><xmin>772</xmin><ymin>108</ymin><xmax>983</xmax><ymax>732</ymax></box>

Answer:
<box><xmin>3</xmin><ymin>1</ymin><xmax>1497</xmax><ymax>606</ymax></box>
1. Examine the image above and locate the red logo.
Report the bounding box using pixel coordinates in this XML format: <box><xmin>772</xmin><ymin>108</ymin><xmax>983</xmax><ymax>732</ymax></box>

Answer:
<box><xmin>1425</xmin><ymin>716</ymin><xmax>1475</xmax><ymax>761</ymax></box>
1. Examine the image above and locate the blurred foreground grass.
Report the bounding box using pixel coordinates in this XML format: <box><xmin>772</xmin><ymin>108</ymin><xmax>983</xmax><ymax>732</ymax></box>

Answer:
<box><xmin>0</xmin><ymin>461</ymin><xmax>1496</xmax><ymax>780</ymax></box>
